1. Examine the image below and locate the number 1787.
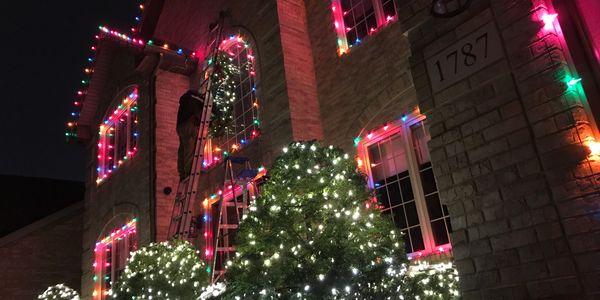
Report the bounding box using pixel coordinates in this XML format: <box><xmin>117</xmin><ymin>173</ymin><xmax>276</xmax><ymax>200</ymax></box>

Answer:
<box><xmin>433</xmin><ymin>32</ymin><xmax>488</xmax><ymax>82</ymax></box>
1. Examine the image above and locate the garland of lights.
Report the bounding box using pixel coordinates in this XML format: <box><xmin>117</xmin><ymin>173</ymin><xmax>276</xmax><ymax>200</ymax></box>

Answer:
<box><xmin>38</xmin><ymin>284</ymin><xmax>80</xmax><ymax>300</ymax></box>
<box><xmin>211</xmin><ymin>141</ymin><xmax>459</xmax><ymax>299</ymax></box>
<box><xmin>111</xmin><ymin>240</ymin><xmax>209</xmax><ymax>300</ymax></box>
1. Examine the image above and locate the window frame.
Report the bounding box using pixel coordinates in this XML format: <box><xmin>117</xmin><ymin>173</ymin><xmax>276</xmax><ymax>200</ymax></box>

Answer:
<box><xmin>96</xmin><ymin>87</ymin><xmax>139</xmax><ymax>185</ymax></box>
<box><xmin>331</xmin><ymin>0</ymin><xmax>398</xmax><ymax>55</ymax></box>
<box><xmin>356</xmin><ymin>112</ymin><xmax>451</xmax><ymax>258</ymax></box>
<box><xmin>93</xmin><ymin>219</ymin><xmax>137</xmax><ymax>299</ymax></box>
<box><xmin>203</xmin><ymin>34</ymin><xmax>260</xmax><ymax>169</ymax></box>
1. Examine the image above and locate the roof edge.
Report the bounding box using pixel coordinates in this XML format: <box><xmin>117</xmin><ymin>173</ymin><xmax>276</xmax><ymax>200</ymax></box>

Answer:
<box><xmin>0</xmin><ymin>202</ymin><xmax>83</xmax><ymax>248</ymax></box>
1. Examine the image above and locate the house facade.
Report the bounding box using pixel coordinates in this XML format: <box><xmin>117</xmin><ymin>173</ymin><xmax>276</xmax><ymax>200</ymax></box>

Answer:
<box><xmin>68</xmin><ymin>0</ymin><xmax>600</xmax><ymax>298</ymax></box>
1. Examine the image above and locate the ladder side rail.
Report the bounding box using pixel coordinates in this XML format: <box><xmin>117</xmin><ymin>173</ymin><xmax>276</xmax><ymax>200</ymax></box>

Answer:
<box><xmin>211</xmin><ymin>159</ymin><xmax>232</xmax><ymax>283</ymax></box>
<box><xmin>173</xmin><ymin>17</ymin><xmax>225</xmax><ymax>240</ymax></box>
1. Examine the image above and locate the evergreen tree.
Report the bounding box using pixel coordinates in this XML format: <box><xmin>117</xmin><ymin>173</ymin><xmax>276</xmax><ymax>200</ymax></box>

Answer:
<box><xmin>218</xmin><ymin>141</ymin><xmax>459</xmax><ymax>299</ymax></box>
<box><xmin>112</xmin><ymin>240</ymin><xmax>208</xmax><ymax>300</ymax></box>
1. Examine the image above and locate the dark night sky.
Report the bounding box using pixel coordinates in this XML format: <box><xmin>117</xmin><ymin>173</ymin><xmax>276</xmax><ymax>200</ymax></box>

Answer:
<box><xmin>0</xmin><ymin>1</ymin><xmax>140</xmax><ymax>182</ymax></box>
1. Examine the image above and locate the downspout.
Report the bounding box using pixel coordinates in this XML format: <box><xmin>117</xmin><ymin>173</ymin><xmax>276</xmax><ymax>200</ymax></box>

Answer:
<box><xmin>150</xmin><ymin>53</ymin><xmax>164</xmax><ymax>242</ymax></box>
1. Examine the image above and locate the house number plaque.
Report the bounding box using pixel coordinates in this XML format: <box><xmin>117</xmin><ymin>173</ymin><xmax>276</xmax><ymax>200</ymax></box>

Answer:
<box><xmin>425</xmin><ymin>22</ymin><xmax>503</xmax><ymax>93</ymax></box>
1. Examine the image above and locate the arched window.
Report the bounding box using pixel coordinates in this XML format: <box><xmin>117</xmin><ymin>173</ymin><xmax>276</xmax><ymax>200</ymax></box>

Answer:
<box><xmin>204</xmin><ymin>34</ymin><xmax>259</xmax><ymax>167</ymax></box>
<box><xmin>93</xmin><ymin>219</ymin><xmax>137</xmax><ymax>299</ymax></box>
<box><xmin>97</xmin><ymin>87</ymin><xmax>139</xmax><ymax>184</ymax></box>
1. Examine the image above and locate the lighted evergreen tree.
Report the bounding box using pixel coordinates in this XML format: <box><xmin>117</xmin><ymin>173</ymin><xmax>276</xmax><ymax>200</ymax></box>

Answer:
<box><xmin>111</xmin><ymin>240</ymin><xmax>208</xmax><ymax>300</ymax></box>
<box><xmin>38</xmin><ymin>284</ymin><xmax>80</xmax><ymax>300</ymax></box>
<box><xmin>218</xmin><ymin>141</ymin><xmax>460</xmax><ymax>299</ymax></box>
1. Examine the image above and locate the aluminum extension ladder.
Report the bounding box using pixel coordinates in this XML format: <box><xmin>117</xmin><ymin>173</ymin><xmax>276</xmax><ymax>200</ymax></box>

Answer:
<box><xmin>167</xmin><ymin>17</ymin><xmax>224</xmax><ymax>241</ymax></box>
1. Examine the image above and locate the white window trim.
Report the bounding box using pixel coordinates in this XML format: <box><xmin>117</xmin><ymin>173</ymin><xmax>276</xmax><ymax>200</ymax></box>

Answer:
<box><xmin>331</xmin><ymin>0</ymin><xmax>398</xmax><ymax>55</ymax></box>
<box><xmin>357</xmin><ymin>112</ymin><xmax>451</xmax><ymax>258</ymax></box>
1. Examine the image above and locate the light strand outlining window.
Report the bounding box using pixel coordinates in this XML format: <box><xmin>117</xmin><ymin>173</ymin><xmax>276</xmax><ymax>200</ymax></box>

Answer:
<box><xmin>93</xmin><ymin>219</ymin><xmax>137</xmax><ymax>299</ymax></box>
<box><xmin>97</xmin><ymin>87</ymin><xmax>139</xmax><ymax>184</ymax></box>
<box><xmin>331</xmin><ymin>0</ymin><xmax>398</xmax><ymax>55</ymax></box>
<box><xmin>204</xmin><ymin>35</ymin><xmax>260</xmax><ymax>168</ymax></box>
<box><xmin>356</xmin><ymin>114</ymin><xmax>452</xmax><ymax>258</ymax></box>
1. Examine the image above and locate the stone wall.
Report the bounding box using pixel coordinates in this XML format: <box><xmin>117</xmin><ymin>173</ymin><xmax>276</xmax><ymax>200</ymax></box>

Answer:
<box><xmin>305</xmin><ymin>0</ymin><xmax>417</xmax><ymax>152</ymax></box>
<box><xmin>398</xmin><ymin>0</ymin><xmax>600</xmax><ymax>298</ymax></box>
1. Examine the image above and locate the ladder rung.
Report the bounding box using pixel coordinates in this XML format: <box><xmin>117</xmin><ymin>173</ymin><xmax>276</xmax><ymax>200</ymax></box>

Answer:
<box><xmin>216</xmin><ymin>247</ymin><xmax>236</xmax><ymax>252</ymax></box>
<box><xmin>219</xmin><ymin>224</ymin><xmax>238</xmax><ymax>229</ymax></box>
<box><xmin>224</xmin><ymin>202</ymin><xmax>247</xmax><ymax>208</ymax></box>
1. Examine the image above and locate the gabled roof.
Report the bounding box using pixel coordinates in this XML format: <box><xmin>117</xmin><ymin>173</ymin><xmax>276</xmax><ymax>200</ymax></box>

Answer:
<box><xmin>0</xmin><ymin>175</ymin><xmax>84</xmax><ymax>238</ymax></box>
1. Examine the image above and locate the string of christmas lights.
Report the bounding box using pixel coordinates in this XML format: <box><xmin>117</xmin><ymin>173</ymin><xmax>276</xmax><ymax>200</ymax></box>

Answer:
<box><xmin>65</xmin><ymin>1</ymin><xmax>198</xmax><ymax>142</ymax></box>
<box><xmin>95</xmin><ymin>87</ymin><xmax>139</xmax><ymax>184</ymax></box>
<box><xmin>92</xmin><ymin>219</ymin><xmax>137</xmax><ymax>299</ymax></box>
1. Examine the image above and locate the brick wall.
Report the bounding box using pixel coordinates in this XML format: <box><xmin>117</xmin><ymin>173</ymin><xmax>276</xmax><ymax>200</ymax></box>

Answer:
<box><xmin>154</xmin><ymin>70</ymin><xmax>189</xmax><ymax>242</ymax></box>
<box><xmin>80</xmin><ymin>52</ymin><xmax>156</xmax><ymax>298</ymax></box>
<box><xmin>277</xmin><ymin>0</ymin><xmax>324</xmax><ymax>141</ymax></box>
<box><xmin>0</xmin><ymin>205</ymin><xmax>82</xmax><ymax>300</ymax></box>
<box><xmin>399</xmin><ymin>0</ymin><xmax>600</xmax><ymax>298</ymax></box>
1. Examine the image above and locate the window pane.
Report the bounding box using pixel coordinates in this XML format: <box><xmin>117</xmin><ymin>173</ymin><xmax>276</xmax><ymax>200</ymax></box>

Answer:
<box><xmin>410</xmin><ymin>227</ymin><xmax>425</xmax><ymax>251</ymax></box>
<box><xmin>425</xmin><ymin>194</ymin><xmax>444</xmax><ymax>220</ymax></box>
<box><xmin>391</xmin><ymin>205</ymin><xmax>407</xmax><ymax>229</ymax></box>
<box><xmin>411</xmin><ymin>122</ymin><xmax>431</xmax><ymax>166</ymax></box>
<box><xmin>402</xmin><ymin>230</ymin><xmax>412</xmax><ymax>253</ymax></box>
<box><xmin>381</xmin><ymin>0</ymin><xmax>398</xmax><ymax>20</ymax></box>
<box><xmin>420</xmin><ymin>168</ymin><xmax>437</xmax><ymax>195</ymax></box>
<box><xmin>405</xmin><ymin>201</ymin><xmax>419</xmax><ymax>226</ymax></box>
<box><xmin>130</xmin><ymin>104</ymin><xmax>138</xmax><ymax>154</ymax></box>
<box><xmin>387</xmin><ymin>181</ymin><xmax>402</xmax><ymax>207</ymax></box>
<box><xmin>376</xmin><ymin>187</ymin><xmax>390</xmax><ymax>210</ymax></box>
<box><xmin>399</xmin><ymin>177</ymin><xmax>414</xmax><ymax>202</ymax></box>
<box><xmin>431</xmin><ymin>219</ymin><xmax>450</xmax><ymax>245</ymax></box>
<box><xmin>107</xmin><ymin>126</ymin><xmax>116</xmax><ymax>171</ymax></box>
<box><xmin>116</xmin><ymin>114</ymin><xmax>128</xmax><ymax>163</ymax></box>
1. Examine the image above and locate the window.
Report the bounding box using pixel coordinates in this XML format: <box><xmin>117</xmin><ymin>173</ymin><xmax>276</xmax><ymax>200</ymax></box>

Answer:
<box><xmin>97</xmin><ymin>87</ymin><xmax>139</xmax><ymax>184</ymax></box>
<box><xmin>331</xmin><ymin>0</ymin><xmax>398</xmax><ymax>55</ymax></box>
<box><xmin>93</xmin><ymin>219</ymin><xmax>137</xmax><ymax>299</ymax></box>
<box><xmin>203</xmin><ymin>35</ymin><xmax>260</xmax><ymax>168</ymax></box>
<box><xmin>357</xmin><ymin>115</ymin><xmax>451</xmax><ymax>257</ymax></box>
